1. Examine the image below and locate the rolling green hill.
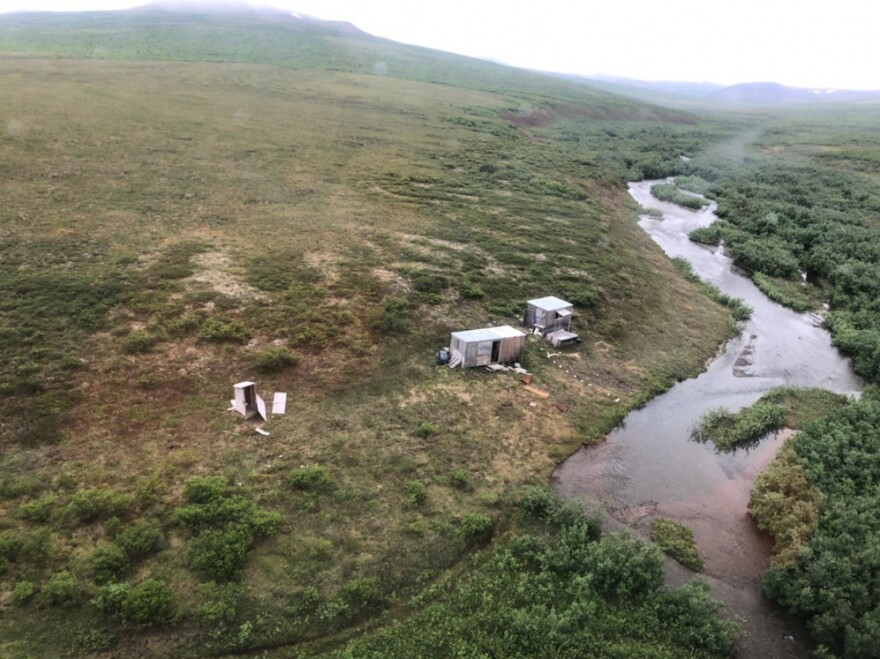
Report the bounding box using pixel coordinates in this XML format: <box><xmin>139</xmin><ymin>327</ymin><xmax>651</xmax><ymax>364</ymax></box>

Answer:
<box><xmin>0</xmin><ymin>7</ymin><xmax>744</xmax><ymax>656</ymax></box>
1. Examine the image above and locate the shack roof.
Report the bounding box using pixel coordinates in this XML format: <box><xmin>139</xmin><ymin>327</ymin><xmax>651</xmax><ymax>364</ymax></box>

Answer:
<box><xmin>491</xmin><ymin>325</ymin><xmax>527</xmax><ymax>339</ymax></box>
<box><xmin>451</xmin><ymin>325</ymin><xmax>526</xmax><ymax>343</ymax></box>
<box><xmin>527</xmin><ymin>296</ymin><xmax>573</xmax><ymax>311</ymax></box>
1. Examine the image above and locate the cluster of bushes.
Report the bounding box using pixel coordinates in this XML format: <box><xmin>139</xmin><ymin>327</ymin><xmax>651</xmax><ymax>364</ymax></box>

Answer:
<box><xmin>254</xmin><ymin>346</ymin><xmax>300</xmax><ymax>373</ymax></box>
<box><xmin>749</xmin><ymin>437</ymin><xmax>820</xmax><ymax>568</ymax></box>
<box><xmin>650</xmin><ymin>518</ymin><xmax>703</xmax><ymax>571</ymax></box>
<box><xmin>340</xmin><ymin>487</ymin><xmax>737</xmax><ymax>657</ymax></box>
<box><xmin>650</xmin><ymin>182</ymin><xmax>709</xmax><ymax>210</ymax></box>
<box><xmin>176</xmin><ymin>476</ymin><xmax>281</xmax><ymax>582</ymax></box>
<box><xmin>692</xmin><ymin>400</ymin><xmax>785</xmax><ymax>452</ymax></box>
<box><xmin>688</xmin><ymin>158</ymin><xmax>880</xmax><ymax>381</ymax></box>
<box><xmin>760</xmin><ymin>391</ymin><xmax>880</xmax><ymax>656</ymax></box>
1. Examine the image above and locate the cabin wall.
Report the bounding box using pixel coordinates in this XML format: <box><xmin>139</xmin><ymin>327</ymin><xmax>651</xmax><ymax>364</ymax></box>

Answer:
<box><xmin>459</xmin><ymin>339</ymin><xmax>494</xmax><ymax>368</ymax></box>
<box><xmin>498</xmin><ymin>336</ymin><xmax>525</xmax><ymax>363</ymax></box>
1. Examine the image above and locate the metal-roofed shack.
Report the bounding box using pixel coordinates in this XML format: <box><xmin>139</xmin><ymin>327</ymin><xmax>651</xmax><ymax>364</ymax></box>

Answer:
<box><xmin>449</xmin><ymin>325</ymin><xmax>526</xmax><ymax>368</ymax></box>
<box><xmin>523</xmin><ymin>296</ymin><xmax>580</xmax><ymax>347</ymax></box>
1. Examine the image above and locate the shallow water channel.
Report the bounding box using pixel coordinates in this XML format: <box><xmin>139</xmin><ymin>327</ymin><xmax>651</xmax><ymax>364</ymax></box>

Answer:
<box><xmin>553</xmin><ymin>180</ymin><xmax>863</xmax><ymax>657</ymax></box>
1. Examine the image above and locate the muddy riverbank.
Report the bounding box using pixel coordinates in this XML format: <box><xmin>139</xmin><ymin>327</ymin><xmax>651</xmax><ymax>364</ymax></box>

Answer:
<box><xmin>553</xmin><ymin>180</ymin><xmax>862</xmax><ymax>657</ymax></box>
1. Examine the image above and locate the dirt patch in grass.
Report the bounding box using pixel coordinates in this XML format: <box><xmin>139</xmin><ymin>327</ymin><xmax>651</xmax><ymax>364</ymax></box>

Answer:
<box><xmin>188</xmin><ymin>251</ymin><xmax>267</xmax><ymax>301</ymax></box>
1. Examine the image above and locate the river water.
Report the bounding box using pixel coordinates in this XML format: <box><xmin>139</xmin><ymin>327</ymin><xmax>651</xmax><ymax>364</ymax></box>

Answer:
<box><xmin>553</xmin><ymin>180</ymin><xmax>863</xmax><ymax>657</ymax></box>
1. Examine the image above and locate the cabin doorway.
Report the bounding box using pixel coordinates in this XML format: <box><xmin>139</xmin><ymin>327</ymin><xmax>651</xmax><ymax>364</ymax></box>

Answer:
<box><xmin>491</xmin><ymin>340</ymin><xmax>500</xmax><ymax>362</ymax></box>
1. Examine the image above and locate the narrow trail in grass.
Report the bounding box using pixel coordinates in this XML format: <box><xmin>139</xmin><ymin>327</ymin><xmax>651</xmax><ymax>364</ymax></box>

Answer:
<box><xmin>553</xmin><ymin>180</ymin><xmax>863</xmax><ymax>658</ymax></box>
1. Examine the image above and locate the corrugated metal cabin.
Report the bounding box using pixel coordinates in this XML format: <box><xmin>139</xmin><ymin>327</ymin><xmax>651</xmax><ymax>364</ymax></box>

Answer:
<box><xmin>523</xmin><ymin>296</ymin><xmax>574</xmax><ymax>334</ymax></box>
<box><xmin>449</xmin><ymin>325</ymin><xmax>526</xmax><ymax>368</ymax></box>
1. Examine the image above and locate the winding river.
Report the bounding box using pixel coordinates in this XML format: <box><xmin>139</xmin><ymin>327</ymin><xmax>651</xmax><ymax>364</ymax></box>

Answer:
<box><xmin>553</xmin><ymin>180</ymin><xmax>863</xmax><ymax>657</ymax></box>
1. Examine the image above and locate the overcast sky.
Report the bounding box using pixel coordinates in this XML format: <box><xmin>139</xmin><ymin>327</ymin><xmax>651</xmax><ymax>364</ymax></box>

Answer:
<box><xmin>0</xmin><ymin>0</ymin><xmax>877</xmax><ymax>90</ymax></box>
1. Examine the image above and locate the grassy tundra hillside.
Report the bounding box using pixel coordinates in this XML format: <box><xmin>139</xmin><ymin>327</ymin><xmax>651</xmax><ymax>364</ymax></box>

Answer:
<box><xmin>0</xmin><ymin>7</ymin><xmax>739</xmax><ymax>656</ymax></box>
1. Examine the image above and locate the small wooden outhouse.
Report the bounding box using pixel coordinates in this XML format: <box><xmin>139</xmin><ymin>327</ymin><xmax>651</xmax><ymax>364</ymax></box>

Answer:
<box><xmin>231</xmin><ymin>381</ymin><xmax>267</xmax><ymax>421</ymax></box>
<box><xmin>448</xmin><ymin>325</ymin><xmax>526</xmax><ymax>369</ymax></box>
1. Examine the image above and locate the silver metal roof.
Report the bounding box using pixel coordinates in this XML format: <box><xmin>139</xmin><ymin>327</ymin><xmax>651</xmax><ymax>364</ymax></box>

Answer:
<box><xmin>451</xmin><ymin>325</ymin><xmax>525</xmax><ymax>343</ymax></box>
<box><xmin>527</xmin><ymin>296</ymin><xmax>573</xmax><ymax>311</ymax></box>
<box><xmin>490</xmin><ymin>325</ymin><xmax>527</xmax><ymax>338</ymax></box>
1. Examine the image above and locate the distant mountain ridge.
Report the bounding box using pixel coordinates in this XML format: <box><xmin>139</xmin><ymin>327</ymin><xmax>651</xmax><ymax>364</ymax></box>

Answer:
<box><xmin>707</xmin><ymin>81</ymin><xmax>880</xmax><ymax>105</ymax></box>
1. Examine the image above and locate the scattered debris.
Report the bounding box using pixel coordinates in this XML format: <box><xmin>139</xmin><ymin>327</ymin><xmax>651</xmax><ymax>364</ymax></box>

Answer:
<box><xmin>524</xmin><ymin>385</ymin><xmax>550</xmax><ymax>399</ymax></box>
<box><xmin>272</xmin><ymin>392</ymin><xmax>287</xmax><ymax>415</ymax></box>
<box><xmin>546</xmin><ymin>329</ymin><xmax>581</xmax><ymax>348</ymax></box>
<box><xmin>554</xmin><ymin>403</ymin><xmax>568</xmax><ymax>413</ymax></box>
<box><xmin>520</xmin><ymin>374</ymin><xmax>533</xmax><ymax>385</ymax></box>
<box><xmin>255</xmin><ymin>427</ymin><xmax>270</xmax><ymax>436</ymax></box>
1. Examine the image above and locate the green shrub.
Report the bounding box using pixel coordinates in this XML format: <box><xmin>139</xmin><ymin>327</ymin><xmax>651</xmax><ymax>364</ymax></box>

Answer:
<box><xmin>44</xmin><ymin>570</ymin><xmax>79</xmax><ymax>607</ymax></box>
<box><xmin>121</xmin><ymin>579</ymin><xmax>177</xmax><ymax>627</ymax></box>
<box><xmin>730</xmin><ymin>237</ymin><xmax>801</xmax><ymax>279</ymax></box>
<box><xmin>187</xmin><ymin>527</ymin><xmax>254</xmax><ymax>582</ymax></box>
<box><xmin>165</xmin><ymin>313</ymin><xmax>203</xmax><ymax>337</ymax></box>
<box><xmin>650</xmin><ymin>518</ymin><xmax>703</xmax><ymax>571</ymax></box>
<box><xmin>692</xmin><ymin>400</ymin><xmax>786</xmax><ymax>451</ymax></box>
<box><xmin>72</xmin><ymin>627</ymin><xmax>115</xmax><ymax>653</ymax></box>
<box><xmin>448</xmin><ymin>468</ymin><xmax>470</xmax><ymax>489</ymax></box>
<box><xmin>414</xmin><ymin>422</ymin><xmax>439</xmax><ymax>438</ymax></box>
<box><xmin>183</xmin><ymin>476</ymin><xmax>228</xmax><ymax>505</ymax></box>
<box><xmin>674</xmin><ymin>175</ymin><xmax>712</xmax><ymax>195</ymax></box>
<box><xmin>120</xmin><ymin>331</ymin><xmax>158</xmax><ymax>354</ymax></box>
<box><xmin>458</xmin><ymin>512</ymin><xmax>493</xmax><ymax>543</ymax></box>
<box><xmin>404</xmin><ymin>480</ymin><xmax>427</xmax><ymax>507</ymax></box>
<box><xmin>197</xmin><ymin>581</ymin><xmax>241</xmax><ymax>627</ymax></box>
<box><xmin>460</xmin><ymin>281</ymin><xmax>485</xmax><ymax>299</ymax></box>
<box><xmin>289</xmin><ymin>465</ymin><xmax>331</xmax><ymax>491</ymax></box>
<box><xmin>12</xmin><ymin>580</ymin><xmax>36</xmax><ymax>605</ymax></box>
<box><xmin>255</xmin><ymin>347</ymin><xmax>300</xmax><ymax>373</ymax></box>
<box><xmin>520</xmin><ymin>486</ymin><xmax>557</xmax><ymax>522</ymax></box>
<box><xmin>566</xmin><ymin>286</ymin><xmax>599</xmax><ymax>308</ymax></box>
<box><xmin>68</xmin><ymin>488</ymin><xmax>133</xmax><ymax>523</ymax></box>
<box><xmin>688</xmin><ymin>225</ymin><xmax>722</xmax><ymax>245</ymax></box>
<box><xmin>90</xmin><ymin>543</ymin><xmax>129</xmax><ymax>584</ymax></box>
<box><xmin>341</xmin><ymin>577</ymin><xmax>383</xmax><ymax>611</ymax></box>
<box><xmin>588</xmin><ymin>533</ymin><xmax>663</xmax><ymax>599</ymax></box>
<box><xmin>19</xmin><ymin>528</ymin><xmax>52</xmax><ymax>564</ymax></box>
<box><xmin>655</xmin><ymin>579</ymin><xmax>739</xmax><ymax>655</ymax></box>
<box><xmin>177</xmin><ymin>478</ymin><xmax>280</xmax><ymax>582</ymax></box>
<box><xmin>18</xmin><ymin>494</ymin><xmax>58</xmax><ymax>523</ymax></box>
<box><xmin>749</xmin><ymin>437</ymin><xmax>820</xmax><ymax>567</ymax></box>
<box><xmin>116</xmin><ymin>519</ymin><xmax>163</xmax><ymax>559</ymax></box>
<box><xmin>650</xmin><ymin>183</ymin><xmax>709</xmax><ymax>210</ymax></box>
<box><xmin>410</xmin><ymin>270</ymin><xmax>448</xmax><ymax>294</ymax></box>
<box><xmin>379</xmin><ymin>296</ymin><xmax>410</xmax><ymax>334</ymax></box>
<box><xmin>92</xmin><ymin>582</ymin><xmax>131</xmax><ymax>614</ymax></box>
<box><xmin>197</xmin><ymin>317</ymin><xmax>249</xmax><ymax>343</ymax></box>
<box><xmin>307</xmin><ymin>537</ymin><xmax>333</xmax><ymax>561</ymax></box>
<box><xmin>0</xmin><ymin>531</ymin><xmax>24</xmax><ymax>562</ymax></box>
